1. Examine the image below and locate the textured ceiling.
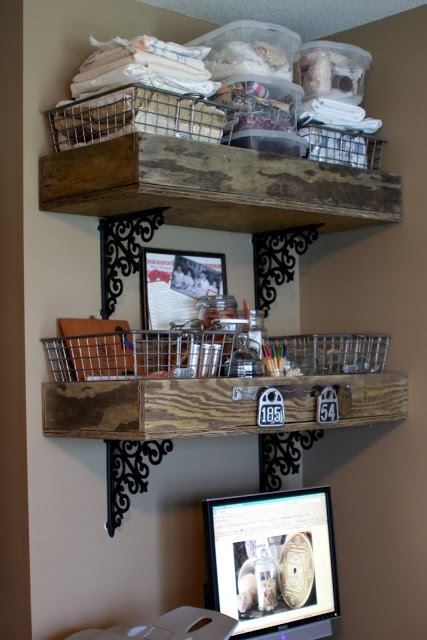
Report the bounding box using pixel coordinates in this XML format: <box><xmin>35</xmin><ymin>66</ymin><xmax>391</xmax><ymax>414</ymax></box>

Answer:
<box><xmin>136</xmin><ymin>0</ymin><xmax>425</xmax><ymax>42</ymax></box>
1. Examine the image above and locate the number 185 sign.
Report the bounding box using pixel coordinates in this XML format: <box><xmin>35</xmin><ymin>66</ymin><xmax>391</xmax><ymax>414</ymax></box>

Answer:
<box><xmin>257</xmin><ymin>388</ymin><xmax>285</xmax><ymax>427</ymax></box>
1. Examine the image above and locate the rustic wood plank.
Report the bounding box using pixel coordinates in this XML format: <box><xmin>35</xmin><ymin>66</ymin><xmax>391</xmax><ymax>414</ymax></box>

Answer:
<box><xmin>39</xmin><ymin>134</ymin><xmax>402</xmax><ymax>234</ymax></box>
<box><xmin>42</xmin><ymin>381</ymin><xmax>142</xmax><ymax>438</ymax></box>
<box><xmin>42</xmin><ymin>373</ymin><xmax>407</xmax><ymax>440</ymax></box>
<box><xmin>142</xmin><ymin>373</ymin><xmax>407</xmax><ymax>438</ymax></box>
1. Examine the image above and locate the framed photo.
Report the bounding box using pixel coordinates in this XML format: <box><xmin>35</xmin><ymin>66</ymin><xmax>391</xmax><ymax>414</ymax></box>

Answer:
<box><xmin>141</xmin><ymin>248</ymin><xmax>227</xmax><ymax>329</ymax></box>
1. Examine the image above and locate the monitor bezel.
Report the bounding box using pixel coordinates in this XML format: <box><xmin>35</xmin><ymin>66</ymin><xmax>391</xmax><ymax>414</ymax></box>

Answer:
<box><xmin>203</xmin><ymin>485</ymin><xmax>340</xmax><ymax>640</ymax></box>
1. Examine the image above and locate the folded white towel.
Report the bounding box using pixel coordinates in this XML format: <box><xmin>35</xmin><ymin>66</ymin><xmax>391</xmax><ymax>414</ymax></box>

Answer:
<box><xmin>86</xmin><ymin>34</ymin><xmax>210</xmax><ymax>61</ymax></box>
<box><xmin>80</xmin><ymin>40</ymin><xmax>208</xmax><ymax>75</ymax></box>
<box><xmin>71</xmin><ymin>67</ymin><xmax>220</xmax><ymax>100</ymax></box>
<box><xmin>298</xmin><ymin>97</ymin><xmax>383</xmax><ymax>133</ymax></box>
<box><xmin>310</xmin><ymin>98</ymin><xmax>366</xmax><ymax>121</ymax></box>
<box><xmin>74</xmin><ymin>51</ymin><xmax>212</xmax><ymax>84</ymax></box>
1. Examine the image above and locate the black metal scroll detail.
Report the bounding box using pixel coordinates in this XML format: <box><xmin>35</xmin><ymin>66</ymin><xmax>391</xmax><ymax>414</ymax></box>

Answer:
<box><xmin>99</xmin><ymin>208</ymin><xmax>167</xmax><ymax>319</ymax></box>
<box><xmin>252</xmin><ymin>224</ymin><xmax>322</xmax><ymax>318</ymax></box>
<box><xmin>258</xmin><ymin>431</ymin><xmax>324</xmax><ymax>492</ymax></box>
<box><xmin>105</xmin><ymin>439</ymin><xmax>174</xmax><ymax>537</ymax></box>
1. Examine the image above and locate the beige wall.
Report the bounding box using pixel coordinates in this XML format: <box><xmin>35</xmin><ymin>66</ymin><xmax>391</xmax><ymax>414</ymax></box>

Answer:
<box><xmin>300</xmin><ymin>6</ymin><xmax>427</xmax><ymax>640</ymax></box>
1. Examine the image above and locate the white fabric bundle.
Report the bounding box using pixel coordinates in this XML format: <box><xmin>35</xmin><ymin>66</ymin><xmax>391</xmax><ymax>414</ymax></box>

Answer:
<box><xmin>298</xmin><ymin>98</ymin><xmax>382</xmax><ymax>133</ymax></box>
<box><xmin>71</xmin><ymin>34</ymin><xmax>218</xmax><ymax>99</ymax></box>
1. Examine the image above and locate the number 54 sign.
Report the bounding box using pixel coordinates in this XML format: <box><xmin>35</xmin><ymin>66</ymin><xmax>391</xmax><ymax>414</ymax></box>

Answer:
<box><xmin>317</xmin><ymin>386</ymin><xmax>339</xmax><ymax>425</ymax></box>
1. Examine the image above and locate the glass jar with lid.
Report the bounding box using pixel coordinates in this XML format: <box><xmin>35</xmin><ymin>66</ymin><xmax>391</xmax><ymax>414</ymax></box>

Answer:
<box><xmin>229</xmin><ymin>333</ymin><xmax>265</xmax><ymax>378</ymax></box>
<box><xmin>196</xmin><ymin>294</ymin><xmax>238</xmax><ymax>330</ymax></box>
<box><xmin>247</xmin><ymin>309</ymin><xmax>268</xmax><ymax>357</ymax></box>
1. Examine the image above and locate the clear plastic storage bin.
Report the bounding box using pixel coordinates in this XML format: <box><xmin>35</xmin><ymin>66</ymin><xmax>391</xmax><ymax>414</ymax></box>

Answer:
<box><xmin>213</xmin><ymin>74</ymin><xmax>304</xmax><ymax>135</ymax></box>
<box><xmin>295</xmin><ymin>41</ymin><xmax>372</xmax><ymax>104</ymax></box>
<box><xmin>186</xmin><ymin>20</ymin><xmax>302</xmax><ymax>82</ymax></box>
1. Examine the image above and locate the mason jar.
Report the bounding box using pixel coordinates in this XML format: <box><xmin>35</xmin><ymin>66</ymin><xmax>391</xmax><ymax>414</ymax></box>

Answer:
<box><xmin>196</xmin><ymin>295</ymin><xmax>238</xmax><ymax>330</ymax></box>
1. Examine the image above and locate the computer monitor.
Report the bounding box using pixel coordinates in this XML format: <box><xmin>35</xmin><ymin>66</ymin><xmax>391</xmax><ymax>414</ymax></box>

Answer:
<box><xmin>203</xmin><ymin>486</ymin><xmax>340</xmax><ymax>640</ymax></box>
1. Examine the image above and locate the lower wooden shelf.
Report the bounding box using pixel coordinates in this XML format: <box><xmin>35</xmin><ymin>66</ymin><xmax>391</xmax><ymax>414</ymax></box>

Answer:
<box><xmin>42</xmin><ymin>372</ymin><xmax>408</xmax><ymax>440</ymax></box>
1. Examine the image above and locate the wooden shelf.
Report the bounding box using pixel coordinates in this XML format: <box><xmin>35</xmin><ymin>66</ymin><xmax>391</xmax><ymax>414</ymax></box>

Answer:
<box><xmin>39</xmin><ymin>133</ymin><xmax>402</xmax><ymax>235</ymax></box>
<box><xmin>42</xmin><ymin>373</ymin><xmax>408</xmax><ymax>441</ymax></box>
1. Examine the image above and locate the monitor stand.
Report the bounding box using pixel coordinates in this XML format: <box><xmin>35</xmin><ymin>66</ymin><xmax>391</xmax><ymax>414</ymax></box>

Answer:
<box><xmin>264</xmin><ymin>619</ymin><xmax>332</xmax><ymax>640</ymax></box>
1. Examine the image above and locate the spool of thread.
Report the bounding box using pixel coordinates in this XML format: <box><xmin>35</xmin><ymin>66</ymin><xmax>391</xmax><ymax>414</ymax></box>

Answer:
<box><xmin>246</xmin><ymin>81</ymin><xmax>269</xmax><ymax>99</ymax></box>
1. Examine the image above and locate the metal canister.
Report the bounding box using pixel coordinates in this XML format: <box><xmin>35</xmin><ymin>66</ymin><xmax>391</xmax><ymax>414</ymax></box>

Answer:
<box><xmin>188</xmin><ymin>343</ymin><xmax>201</xmax><ymax>377</ymax></box>
<box><xmin>198</xmin><ymin>343</ymin><xmax>213</xmax><ymax>377</ymax></box>
<box><xmin>209</xmin><ymin>343</ymin><xmax>223</xmax><ymax>377</ymax></box>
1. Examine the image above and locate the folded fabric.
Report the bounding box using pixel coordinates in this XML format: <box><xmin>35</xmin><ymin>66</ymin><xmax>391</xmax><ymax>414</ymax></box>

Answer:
<box><xmin>298</xmin><ymin>98</ymin><xmax>382</xmax><ymax>133</ymax></box>
<box><xmin>73</xmin><ymin>50</ymin><xmax>211</xmax><ymax>84</ymax></box>
<box><xmin>71</xmin><ymin>67</ymin><xmax>220</xmax><ymax>99</ymax></box>
<box><xmin>88</xmin><ymin>34</ymin><xmax>211</xmax><ymax>60</ymax></box>
<box><xmin>310</xmin><ymin>98</ymin><xmax>366</xmax><ymax>121</ymax></box>
<box><xmin>298</xmin><ymin>111</ymin><xmax>382</xmax><ymax>134</ymax></box>
<box><xmin>79</xmin><ymin>36</ymin><xmax>210</xmax><ymax>72</ymax></box>
<box><xmin>80</xmin><ymin>40</ymin><xmax>208</xmax><ymax>74</ymax></box>
<box><xmin>299</xmin><ymin>126</ymin><xmax>368</xmax><ymax>169</ymax></box>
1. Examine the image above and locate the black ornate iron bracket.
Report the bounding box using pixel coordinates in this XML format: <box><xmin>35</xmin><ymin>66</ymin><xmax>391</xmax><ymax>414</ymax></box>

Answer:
<box><xmin>105</xmin><ymin>439</ymin><xmax>174</xmax><ymax>537</ymax></box>
<box><xmin>258</xmin><ymin>431</ymin><xmax>324</xmax><ymax>491</ymax></box>
<box><xmin>252</xmin><ymin>223</ymin><xmax>323</xmax><ymax>318</ymax></box>
<box><xmin>253</xmin><ymin>224</ymin><xmax>324</xmax><ymax>489</ymax></box>
<box><xmin>98</xmin><ymin>208</ymin><xmax>172</xmax><ymax>536</ymax></box>
<box><xmin>98</xmin><ymin>207</ymin><xmax>168</xmax><ymax>319</ymax></box>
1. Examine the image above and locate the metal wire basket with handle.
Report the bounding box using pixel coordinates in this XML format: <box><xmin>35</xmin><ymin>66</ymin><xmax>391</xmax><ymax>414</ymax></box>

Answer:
<box><xmin>45</xmin><ymin>83</ymin><xmax>239</xmax><ymax>152</ymax></box>
<box><xmin>41</xmin><ymin>328</ymin><xmax>239</xmax><ymax>382</ymax></box>
<box><xmin>269</xmin><ymin>333</ymin><xmax>391</xmax><ymax>376</ymax></box>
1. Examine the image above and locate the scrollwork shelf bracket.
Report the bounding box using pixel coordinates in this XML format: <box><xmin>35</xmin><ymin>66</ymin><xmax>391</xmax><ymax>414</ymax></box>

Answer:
<box><xmin>252</xmin><ymin>223</ymin><xmax>322</xmax><ymax>318</ymax></box>
<box><xmin>105</xmin><ymin>439</ymin><xmax>174</xmax><ymax>537</ymax></box>
<box><xmin>99</xmin><ymin>207</ymin><xmax>168</xmax><ymax>319</ymax></box>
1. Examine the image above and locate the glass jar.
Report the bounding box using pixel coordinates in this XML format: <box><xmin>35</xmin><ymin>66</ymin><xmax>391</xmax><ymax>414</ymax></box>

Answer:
<box><xmin>197</xmin><ymin>295</ymin><xmax>238</xmax><ymax>330</ymax></box>
<box><xmin>229</xmin><ymin>333</ymin><xmax>265</xmax><ymax>378</ymax></box>
<box><xmin>254</xmin><ymin>548</ymin><xmax>278</xmax><ymax>612</ymax></box>
<box><xmin>247</xmin><ymin>309</ymin><xmax>268</xmax><ymax>357</ymax></box>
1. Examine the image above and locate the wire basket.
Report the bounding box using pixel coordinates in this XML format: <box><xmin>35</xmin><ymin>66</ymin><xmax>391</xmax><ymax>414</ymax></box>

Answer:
<box><xmin>42</xmin><ymin>329</ymin><xmax>239</xmax><ymax>382</ymax></box>
<box><xmin>45</xmin><ymin>83</ymin><xmax>239</xmax><ymax>152</ymax></box>
<box><xmin>298</xmin><ymin>125</ymin><xmax>387</xmax><ymax>170</ymax></box>
<box><xmin>270</xmin><ymin>334</ymin><xmax>391</xmax><ymax>375</ymax></box>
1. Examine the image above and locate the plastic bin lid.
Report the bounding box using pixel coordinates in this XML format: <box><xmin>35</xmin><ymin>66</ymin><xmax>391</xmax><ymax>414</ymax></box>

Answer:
<box><xmin>187</xmin><ymin>20</ymin><xmax>302</xmax><ymax>49</ymax></box>
<box><xmin>220</xmin><ymin>73</ymin><xmax>304</xmax><ymax>98</ymax></box>
<box><xmin>300</xmin><ymin>40</ymin><xmax>372</xmax><ymax>65</ymax></box>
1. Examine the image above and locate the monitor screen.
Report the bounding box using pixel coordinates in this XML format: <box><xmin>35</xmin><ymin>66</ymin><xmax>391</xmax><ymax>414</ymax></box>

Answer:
<box><xmin>203</xmin><ymin>486</ymin><xmax>340</xmax><ymax>640</ymax></box>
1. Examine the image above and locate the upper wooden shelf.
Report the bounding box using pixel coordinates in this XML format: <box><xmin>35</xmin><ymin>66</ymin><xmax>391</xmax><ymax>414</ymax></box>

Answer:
<box><xmin>39</xmin><ymin>133</ymin><xmax>402</xmax><ymax>235</ymax></box>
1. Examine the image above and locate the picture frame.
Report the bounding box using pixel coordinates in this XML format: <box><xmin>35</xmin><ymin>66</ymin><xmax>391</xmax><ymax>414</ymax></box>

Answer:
<box><xmin>140</xmin><ymin>248</ymin><xmax>227</xmax><ymax>329</ymax></box>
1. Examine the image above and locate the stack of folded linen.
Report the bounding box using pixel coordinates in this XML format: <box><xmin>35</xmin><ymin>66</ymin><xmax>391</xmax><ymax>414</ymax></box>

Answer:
<box><xmin>297</xmin><ymin>97</ymin><xmax>382</xmax><ymax>134</ymax></box>
<box><xmin>70</xmin><ymin>34</ymin><xmax>221</xmax><ymax>100</ymax></box>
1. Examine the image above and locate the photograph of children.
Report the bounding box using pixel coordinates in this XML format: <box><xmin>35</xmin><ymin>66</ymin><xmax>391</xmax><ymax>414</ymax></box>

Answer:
<box><xmin>141</xmin><ymin>249</ymin><xmax>227</xmax><ymax>329</ymax></box>
<box><xmin>171</xmin><ymin>256</ymin><xmax>222</xmax><ymax>299</ymax></box>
